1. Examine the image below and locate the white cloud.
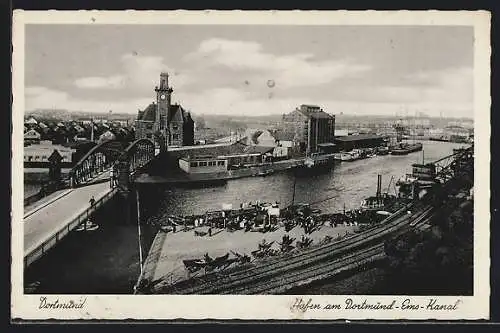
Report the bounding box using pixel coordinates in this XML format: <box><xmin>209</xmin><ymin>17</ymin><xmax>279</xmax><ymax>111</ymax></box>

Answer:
<box><xmin>74</xmin><ymin>75</ymin><xmax>125</xmax><ymax>89</ymax></box>
<box><xmin>33</xmin><ymin>41</ymin><xmax>472</xmax><ymax>119</ymax></box>
<box><xmin>186</xmin><ymin>38</ymin><xmax>371</xmax><ymax>88</ymax></box>
<box><xmin>403</xmin><ymin>67</ymin><xmax>472</xmax><ymax>102</ymax></box>
<box><xmin>26</xmin><ymin>86</ymin><xmax>153</xmax><ymax>114</ymax></box>
<box><xmin>25</xmin><ymin>84</ymin><xmax>473</xmax><ymax>119</ymax></box>
<box><xmin>365</xmin><ymin>67</ymin><xmax>473</xmax><ymax>114</ymax></box>
<box><xmin>26</xmin><ymin>86</ymin><xmax>70</xmax><ymax>106</ymax></box>
<box><xmin>73</xmin><ymin>54</ymin><xmax>192</xmax><ymax>92</ymax></box>
<box><xmin>174</xmin><ymin>86</ymin><xmax>472</xmax><ymax>118</ymax></box>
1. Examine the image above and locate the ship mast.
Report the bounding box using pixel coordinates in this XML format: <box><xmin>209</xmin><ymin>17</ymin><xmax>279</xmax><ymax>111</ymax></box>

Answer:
<box><xmin>315</xmin><ymin>116</ymin><xmax>319</xmax><ymax>155</ymax></box>
<box><xmin>91</xmin><ymin>116</ymin><xmax>94</xmax><ymax>142</ymax></box>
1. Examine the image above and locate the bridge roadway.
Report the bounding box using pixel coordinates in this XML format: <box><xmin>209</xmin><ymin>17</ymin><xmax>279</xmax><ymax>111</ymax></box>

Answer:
<box><xmin>24</xmin><ymin>170</ymin><xmax>115</xmax><ymax>267</ymax></box>
<box><xmin>24</xmin><ymin>141</ymin><xmax>248</xmax><ymax>266</ymax></box>
<box><xmin>24</xmin><ymin>137</ymin><xmax>160</xmax><ymax>268</ymax></box>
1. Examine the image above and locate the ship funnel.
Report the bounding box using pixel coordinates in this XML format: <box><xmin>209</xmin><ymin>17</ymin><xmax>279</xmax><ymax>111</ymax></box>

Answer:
<box><xmin>376</xmin><ymin>174</ymin><xmax>382</xmax><ymax>198</ymax></box>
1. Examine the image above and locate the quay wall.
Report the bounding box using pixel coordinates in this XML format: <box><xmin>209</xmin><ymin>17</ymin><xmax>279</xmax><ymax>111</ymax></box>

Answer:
<box><xmin>137</xmin><ymin>158</ymin><xmax>306</xmax><ymax>184</ymax></box>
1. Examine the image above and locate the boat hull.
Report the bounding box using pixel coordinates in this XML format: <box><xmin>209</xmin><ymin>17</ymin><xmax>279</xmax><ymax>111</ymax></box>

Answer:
<box><xmin>390</xmin><ymin>143</ymin><xmax>423</xmax><ymax>155</ymax></box>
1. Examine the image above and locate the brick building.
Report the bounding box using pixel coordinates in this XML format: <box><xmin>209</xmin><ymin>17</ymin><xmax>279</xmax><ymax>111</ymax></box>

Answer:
<box><xmin>136</xmin><ymin>72</ymin><xmax>194</xmax><ymax>149</ymax></box>
<box><xmin>281</xmin><ymin>104</ymin><xmax>335</xmax><ymax>154</ymax></box>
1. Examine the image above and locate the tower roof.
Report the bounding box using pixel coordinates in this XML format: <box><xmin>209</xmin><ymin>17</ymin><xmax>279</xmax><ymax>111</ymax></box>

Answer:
<box><xmin>296</xmin><ymin>106</ymin><xmax>333</xmax><ymax>119</ymax></box>
<box><xmin>138</xmin><ymin>103</ymin><xmax>156</xmax><ymax>121</ymax></box>
<box><xmin>168</xmin><ymin>104</ymin><xmax>184</xmax><ymax>122</ymax></box>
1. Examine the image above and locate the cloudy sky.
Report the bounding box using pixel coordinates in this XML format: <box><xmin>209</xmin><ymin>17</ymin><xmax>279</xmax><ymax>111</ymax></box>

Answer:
<box><xmin>25</xmin><ymin>25</ymin><xmax>473</xmax><ymax>117</ymax></box>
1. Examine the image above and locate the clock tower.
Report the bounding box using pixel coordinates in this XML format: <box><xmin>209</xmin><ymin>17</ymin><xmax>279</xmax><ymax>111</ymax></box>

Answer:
<box><xmin>154</xmin><ymin>72</ymin><xmax>173</xmax><ymax>147</ymax></box>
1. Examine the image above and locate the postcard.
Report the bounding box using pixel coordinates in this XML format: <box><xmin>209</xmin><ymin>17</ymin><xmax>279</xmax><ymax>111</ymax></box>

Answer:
<box><xmin>11</xmin><ymin>10</ymin><xmax>490</xmax><ymax>320</ymax></box>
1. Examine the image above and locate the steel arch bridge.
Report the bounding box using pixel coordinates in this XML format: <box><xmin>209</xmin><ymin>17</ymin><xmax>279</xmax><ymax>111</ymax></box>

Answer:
<box><xmin>69</xmin><ymin>138</ymin><xmax>156</xmax><ymax>187</ymax></box>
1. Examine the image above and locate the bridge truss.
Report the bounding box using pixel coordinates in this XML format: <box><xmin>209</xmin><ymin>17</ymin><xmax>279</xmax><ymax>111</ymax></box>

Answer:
<box><xmin>69</xmin><ymin>138</ymin><xmax>156</xmax><ymax>187</ymax></box>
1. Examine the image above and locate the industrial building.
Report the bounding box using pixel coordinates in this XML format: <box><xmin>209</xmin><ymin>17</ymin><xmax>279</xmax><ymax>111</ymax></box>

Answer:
<box><xmin>281</xmin><ymin>104</ymin><xmax>335</xmax><ymax>155</ymax></box>
<box><xmin>334</xmin><ymin>134</ymin><xmax>389</xmax><ymax>151</ymax></box>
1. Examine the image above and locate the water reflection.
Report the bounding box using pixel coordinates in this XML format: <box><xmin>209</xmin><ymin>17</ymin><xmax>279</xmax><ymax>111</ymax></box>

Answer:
<box><xmin>146</xmin><ymin>141</ymin><xmax>466</xmax><ymax>219</ymax></box>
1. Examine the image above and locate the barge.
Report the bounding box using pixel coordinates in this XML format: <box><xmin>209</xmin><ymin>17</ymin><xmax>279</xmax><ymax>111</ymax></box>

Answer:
<box><xmin>390</xmin><ymin>142</ymin><xmax>423</xmax><ymax>155</ymax></box>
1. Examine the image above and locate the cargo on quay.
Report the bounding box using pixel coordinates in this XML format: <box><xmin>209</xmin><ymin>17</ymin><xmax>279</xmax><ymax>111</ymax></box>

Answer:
<box><xmin>24</xmin><ymin>141</ymin><xmax>471</xmax><ymax>294</ymax></box>
<box><xmin>134</xmin><ymin>145</ymin><xmax>472</xmax><ymax>294</ymax></box>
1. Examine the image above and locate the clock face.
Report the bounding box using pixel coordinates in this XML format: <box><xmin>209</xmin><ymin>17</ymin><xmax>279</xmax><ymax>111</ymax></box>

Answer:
<box><xmin>160</xmin><ymin>94</ymin><xmax>166</xmax><ymax>100</ymax></box>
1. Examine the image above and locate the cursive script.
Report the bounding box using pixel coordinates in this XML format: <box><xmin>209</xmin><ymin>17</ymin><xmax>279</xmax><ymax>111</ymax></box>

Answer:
<box><xmin>38</xmin><ymin>296</ymin><xmax>87</xmax><ymax>310</ymax></box>
<box><xmin>290</xmin><ymin>297</ymin><xmax>463</xmax><ymax>313</ymax></box>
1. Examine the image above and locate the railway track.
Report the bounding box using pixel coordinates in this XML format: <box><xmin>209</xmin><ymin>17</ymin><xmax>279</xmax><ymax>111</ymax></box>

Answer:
<box><xmin>151</xmin><ymin>148</ymin><xmax>472</xmax><ymax>295</ymax></box>
<box><xmin>158</xmin><ymin>204</ymin><xmax>434</xmax><ymax>294</ymax></box>
<box><xmin>238</xmin><ymin>206</ymin><xmax>436</xmax><ymax>295</ymax></box>
<box><xmin>230</xmin><ymin>244</ymin><xmax>386</xmax><ymax>295</ymax></box>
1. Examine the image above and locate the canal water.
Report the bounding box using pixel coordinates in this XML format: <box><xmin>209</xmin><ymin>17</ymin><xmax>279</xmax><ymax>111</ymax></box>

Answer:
<box><xmin>24</xmin><ymin>183</ymin><xmax>42</xmax><ymax>198</ymax></box>
<box><xmin>24</xmin><ymin>141</ymin><xmax>465</xmax><ymax>294</ymax></box>
<box><xmin>148</xmin><ymin>141</ymin><xmax>465</xmax><ymax>218</ymax></box>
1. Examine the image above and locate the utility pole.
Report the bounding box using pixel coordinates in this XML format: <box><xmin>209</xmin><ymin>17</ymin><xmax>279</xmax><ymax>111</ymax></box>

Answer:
<box><xmin>291</xmin><ymin>173</ymin><xmax>297</xmax><ymax>206</ymax></box>
<box><xmin>90</xmin><ymin>117</ymin><xmax>95</xmax><ymax>142</ymax></box>
<box><xmin>136</xmin><ymin>189</ymin><xmax>144</xmax><ymax>277</ymax></box>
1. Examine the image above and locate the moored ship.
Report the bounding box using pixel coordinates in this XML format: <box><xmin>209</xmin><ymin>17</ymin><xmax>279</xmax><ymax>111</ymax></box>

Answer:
<box><xmin>334</xmin><ymin>150</ymin><xmax>361</xmax><ymax>162</ymax></box>
<box><xmin>376</xmin><ymin>146</ymin><xmax>390</xmax><ymax>155</ymax></box>
<box><xmin>303</xmin><ymin>152</ymin><xmax>336</xmax><ymax>168</ymax></box>
<box><xmin>360</xmin><ymin>175</ymin><xmax>398</xmax><ymax>211</ymax></box>
<box><xmin>390</xmin><ymin>142</ymin><xmax>423</xmax><ymax>155</ymax></box>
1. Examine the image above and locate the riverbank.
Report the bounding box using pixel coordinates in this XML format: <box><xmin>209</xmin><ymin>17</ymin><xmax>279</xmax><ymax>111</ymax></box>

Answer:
<box><xmin>23</xmin><ymin>141</ymin><xmax>464</xmax><ymax>294</ymax></box>
<box><xmin>24</xmin><ymin>168</ymin><xmax>71</xmax><ymax>183</ymax></box>
<box><xmin>135</xmin><ymin>158</ymin><xmax>306</xmax><ymax>184</ymax></box>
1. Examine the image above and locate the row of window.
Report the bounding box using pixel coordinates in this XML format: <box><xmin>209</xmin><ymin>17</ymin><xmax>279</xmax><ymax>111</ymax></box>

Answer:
<box><xmin>190</xmin><ymin>160</ymin><xmax>226</xmax><ymax>168</ymax></box>
<box><xmin>141</xmin><ymin>133</ymin><xmax>180</xmax><ymax>141</ymax></box>
<box><xmin>24</xmin><ymin>155</ymin><xmax>70</xmax><ymax>162</ymax></box>
<box><xmin>142</xmin><ymin>123</ymin><xmax>180</xmax><ymax>131</ymax></box>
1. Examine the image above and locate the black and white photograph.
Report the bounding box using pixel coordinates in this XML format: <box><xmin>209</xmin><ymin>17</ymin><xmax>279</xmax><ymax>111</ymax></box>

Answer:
<box><xmin>11</xmin><ymin>10</ymin><xmax>490</xmax><ymax>320</ymax></box>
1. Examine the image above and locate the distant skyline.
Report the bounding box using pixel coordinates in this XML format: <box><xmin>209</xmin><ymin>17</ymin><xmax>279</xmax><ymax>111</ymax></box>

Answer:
<box><xmin>25</xmin><ymin>25</ymin><xmax>474</xmax><ymax>118</ymax></box>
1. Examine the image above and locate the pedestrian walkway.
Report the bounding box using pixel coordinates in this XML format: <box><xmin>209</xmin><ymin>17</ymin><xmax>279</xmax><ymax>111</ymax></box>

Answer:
<box><xmin>24</xmin><ymin>188</ymin><xmax>74</xmax><ymax>218</ymax></box>
<box><xmin>24</xmin><ymin>169</ymin><xmax>112</xmax><ymax>217</ymax></box>
<box><xmin>24</xmin><ymin>179</ymin><xmax>114</xmax><ymax>258</ymax></box>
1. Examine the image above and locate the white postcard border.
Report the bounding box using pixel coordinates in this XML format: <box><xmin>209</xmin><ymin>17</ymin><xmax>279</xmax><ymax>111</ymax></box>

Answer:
<box><xmin>11</xmin><ymin>10</ymin><xmax>491</xmax><ymax>320</ymax></box>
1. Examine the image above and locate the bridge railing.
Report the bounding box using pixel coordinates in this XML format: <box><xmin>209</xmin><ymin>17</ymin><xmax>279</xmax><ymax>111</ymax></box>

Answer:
<box><xmin>24</xmin><ymin>187</ymin><xmax>118</xmax><ymax>269</ymax></box>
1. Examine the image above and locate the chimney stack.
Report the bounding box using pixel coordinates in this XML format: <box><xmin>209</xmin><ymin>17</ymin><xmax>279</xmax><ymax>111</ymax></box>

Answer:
<box><xmin>376</xmin><ymin>174</ymin><xmax>382</xmax><ymax>198</ymax></box>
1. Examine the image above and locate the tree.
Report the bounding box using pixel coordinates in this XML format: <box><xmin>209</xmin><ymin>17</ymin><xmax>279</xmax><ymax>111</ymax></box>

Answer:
<box><xmin>195</xmin><ymin>116</ymin><xmax>206</xmax><ymax>130</ymax></box>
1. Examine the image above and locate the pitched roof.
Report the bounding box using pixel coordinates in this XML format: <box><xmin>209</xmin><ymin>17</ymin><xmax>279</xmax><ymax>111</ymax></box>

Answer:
<box><xmin>308</xmin><ymin>111</ymin><xmax>334</xmax><ymax>119</ymax></box>
<box><xmin>180</xmin><ymin>142</ymin><xmax>272</xmax><ymax>159</ymax></box>
<box><xmin>48</xmin><ymin>149</ymin><xmax>63</xmax><ymax>162</ymax></box>
<box><xmin>183</xmin><ymin>110</ymin><xmax>193</xmax><ymax>123</ymax></box>
<box><xmin>251</xmin><ymin>130</ymin><xmax>263</xmax><ymax>144</ymax></box>
<box><xmin>242</xmin><ymin>145</ymin><xmax>274</xmax><ymax>154</ymax></box>
<box><xmin>169</xmin><ymin>104</ymin><xmax>184</xmax><ymax>122</ymax></box>
<box><xmin>184</xmin><ymin>142</ymin><xmax>248</xmax><ymax>159</ymax></box>
<box><xmin>296</xmin><ymin>105</ymin><xmax>334</xmax><ymax>120</ymax></box>
<box><xmin>272</xmin><ymin>130</ymin><xmax>295</xmax><ymax>141</ymax></box>
<box><xmin>24</xmin><ymin>129</ymin><xmax>41</xmax><ymax>137</ymax></box>
<box><xmin>139</xmin><ymin>103</ymin><xmax>156</xmax><ymax>122</ymax></box>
